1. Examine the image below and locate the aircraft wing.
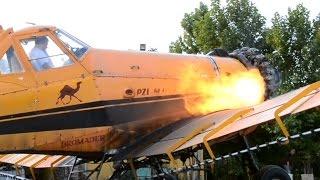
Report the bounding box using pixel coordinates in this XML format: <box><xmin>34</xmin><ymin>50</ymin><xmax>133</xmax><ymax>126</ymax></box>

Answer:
<box><xmin>132</xmin><ymin>81</ymin><xmax>320</xmax><ymax>158</ymax></box>
<box><xmin>0</xmin><ymin>154</ymin><xmax>74</xmax><ymax>168</ymax></box>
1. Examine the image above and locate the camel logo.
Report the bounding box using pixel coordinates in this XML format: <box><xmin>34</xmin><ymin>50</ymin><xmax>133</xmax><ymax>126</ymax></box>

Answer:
<box><xmin>56</xmin><ymin>81</ymin><xmax>82</xmax><ymax>105</ymax></box>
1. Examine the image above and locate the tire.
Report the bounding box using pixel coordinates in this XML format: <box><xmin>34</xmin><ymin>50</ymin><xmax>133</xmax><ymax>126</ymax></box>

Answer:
<box><xmin>229</xmin><ymin>47</ymin><xmax>281</xmax><ymax>99</ymax></box>
<box><xmin>259</xmin><ymin>165</ymin><xmax>291</xmax><ymax>180</ymax></box>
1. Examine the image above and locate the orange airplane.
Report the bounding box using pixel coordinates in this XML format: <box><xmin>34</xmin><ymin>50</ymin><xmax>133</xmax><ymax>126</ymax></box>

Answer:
<box><xmin>2</xmin><ymin>25</ymin><xmax>306</xmax><ymax>179</ymax></box>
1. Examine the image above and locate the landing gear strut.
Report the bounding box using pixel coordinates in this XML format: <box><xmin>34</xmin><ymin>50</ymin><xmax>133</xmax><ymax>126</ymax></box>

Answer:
<box><xmin>241</xmin><ymin>134</ymin><xmax>291</xmax><ymax>180</ymax></box>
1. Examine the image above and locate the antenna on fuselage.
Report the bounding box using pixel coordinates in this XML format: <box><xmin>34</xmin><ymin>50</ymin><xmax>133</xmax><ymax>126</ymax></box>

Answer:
<box><xmin>26</xmin><ymin>22</ymin><xmax>37</xmax><ymax>26</ymax></box>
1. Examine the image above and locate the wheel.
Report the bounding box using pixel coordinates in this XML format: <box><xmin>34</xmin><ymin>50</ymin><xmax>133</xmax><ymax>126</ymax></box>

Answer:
<box><xmin>229</xmin><ymin>47</ymin><xmax>281</xmax><ymax>99</ymax></box>
<box><xmin>259</xmin><ymin>165</ymin><xmax>291</xmax><ymax>180</ymax></box>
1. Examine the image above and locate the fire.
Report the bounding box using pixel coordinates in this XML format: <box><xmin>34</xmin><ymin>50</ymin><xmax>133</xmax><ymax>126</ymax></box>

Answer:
<box><xmin>179</xmin><ymin>67</ymin><xmax>265</xmax><ymax>115</ymax></box>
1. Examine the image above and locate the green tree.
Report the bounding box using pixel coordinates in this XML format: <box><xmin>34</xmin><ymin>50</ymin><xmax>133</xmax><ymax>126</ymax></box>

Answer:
<box><xmin>308</xmin><ymin>15</ymin><xmax>320</xmax><ymax>82</ymax></box>
<box><xmin>169</xmin><ymin>0</ymin><xmax>266</xmax><ymax>54</ymax></box>
<box><xmin>266</xmin><ymin>4</ymin><xmax>316</xmax><ymax>92</ymax></box>
<box><xmin>169</xmin><ymin>2</ymin><xmax>210</xmax><ymax>54</ymax></box>
<box><xmin>219</xmin><ymin>0</ymin><xmax>266</xmax><ymax>50</ymax></box>
<box><xmin>265</xmin><ymin>5</ymin><xmax>320</xmax><ymax>175</ymax></box>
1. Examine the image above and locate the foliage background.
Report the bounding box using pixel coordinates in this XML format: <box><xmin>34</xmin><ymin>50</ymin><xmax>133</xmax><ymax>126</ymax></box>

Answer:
<box><xmin>169</xmin><ymin>0</ymin><xmax>320</xmax><ymax>177</ymax></box>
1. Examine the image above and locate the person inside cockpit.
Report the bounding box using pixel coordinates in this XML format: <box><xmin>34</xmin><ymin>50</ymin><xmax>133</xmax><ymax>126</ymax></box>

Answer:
<box><xmin>29</xmin><ymin>36</ymin><xmax>54</xmax><ymax>71</ymax></box>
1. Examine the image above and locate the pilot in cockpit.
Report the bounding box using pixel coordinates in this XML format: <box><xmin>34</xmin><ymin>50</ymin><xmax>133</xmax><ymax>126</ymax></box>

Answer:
<box><xmin>29</xmin><ymin>36</ymin><xmax>54</xmax><ymax>71</ymax></box>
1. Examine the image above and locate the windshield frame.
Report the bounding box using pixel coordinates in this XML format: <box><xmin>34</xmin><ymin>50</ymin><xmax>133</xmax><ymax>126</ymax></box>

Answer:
<box><xmin>55</xmin><ymin>29</ymin><xmax>90</xmax><ymax>60</ymax></box>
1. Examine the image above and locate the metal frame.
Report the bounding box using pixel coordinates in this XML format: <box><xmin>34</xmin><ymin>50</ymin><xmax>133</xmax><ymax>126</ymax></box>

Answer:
<box><xmin>242</xmin><ymin>134</ymin><xmax>259</xmax><ymax>171</ymax></box>
<box><xmin>14</xmin><ymin>154</ymin><xmax>32</xmax><ymax>176</ymax></box>
<box><xmin>166</xmin><ymin>121</ymin><xmax>213</xmax><ymax>167</ymax></box>
<box><xmin>153</xmin><ymin>126</ymin><xmax>320</xmax><ymax>178</ymax></box>
<box><xmin>67</xmin><ymin>156</ymin><xmax>78</xmax><ymax>180</ymax></box>
<box><xmin>203</xmin><ymin>108</ymin><xmax>253</xmax><ymax>159</ymax></box>
<box><xmin>29</xmin><ymin>155</ymin><xmax>50</xmax><ymax>180</ymax></box>
<box><xmin>67</xmin><ymin>153</ymin><xmax>111</xmax><ymax>180</ymax></box>
<box><xmin>128</xmin><ymin>158</ymin><xmax>138</xmax><ymax>180</ymax></box>
<box><xmin>274</xmin><ymin>81</ymin><xmax>320</xmax><ymax>141</ymax></box>
<box><xmin>0</xmin><ymin>172</ymin><xmax>30</xmax><ymax>180</ymax></box>
<box><xmin>50</xmin><ymin>156</ymin><xmax>66</xmax><ymax>180</ymax></box>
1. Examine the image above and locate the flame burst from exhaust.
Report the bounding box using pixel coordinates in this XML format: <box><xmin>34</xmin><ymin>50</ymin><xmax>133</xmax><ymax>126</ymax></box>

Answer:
<box><xmin>180</xmin><ymin>68</ymin><xmax>266</xmax><ymax>115</ymax></box>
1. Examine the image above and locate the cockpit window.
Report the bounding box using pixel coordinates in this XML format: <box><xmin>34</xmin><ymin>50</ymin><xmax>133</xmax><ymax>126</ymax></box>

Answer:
<box><xmin>55</xmin><ymin>29</ymin><xmax>89</xmax><ymax>60</ymax></box>
<box><xmin>20</xmin><ymin>36</ymin><xmax>74</xmax><ymax>71</ymax></box>
<box><xmin>0</xmin><ymin>46</ymin><xmax>24</xmax><ymax>74</ymax></box>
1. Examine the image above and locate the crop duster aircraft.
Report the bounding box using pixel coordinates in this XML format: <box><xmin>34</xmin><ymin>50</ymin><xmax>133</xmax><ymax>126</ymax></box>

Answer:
<box><xmin>0</xmin><ymin>25</ymin><xmax>319</xmax><ymax>179</ymax></box>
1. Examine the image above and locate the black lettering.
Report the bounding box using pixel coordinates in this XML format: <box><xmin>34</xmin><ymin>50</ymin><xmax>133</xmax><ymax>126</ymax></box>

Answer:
<box><xmin>84</xmin><ymin>137</ymin><xmax>89</xmax><ymax>143</ymax></box>
<box><xmin>90</xmin><ymin>137</ymin><xmax>95</xmax><ymax>142</ymax></box>
<box><xmin>62</xmin><ymin>135</ymin><xmax>106</xmax><ymax>148</ymax></box>
<box><xmin>137</xmin><ymin>89</ymin><xmax>142</xmax><ymax>95</ymax></box>
<box><xmin>154</xmin><ymin>88</ymin><xmax>160</xmax><ymax>94</ymax></box>
<box><xmin>99</xmin><ymin>135</ymin><xmax>105</xmax><ymax>141</ymax></box>
<box><xmin>141</xmin><ymin>89</ymin><xmax>146</xmax><ymax>95</ymax></box>
<box><xmin>61</xmin><ymin>142</ymin><xmax>67</xmax><ymax>148</ymax></box>
<box><xmin>76</xmin><ymin>139</ymin><xmax>84</xmax><ymax>145</ymax></box>
<box><xmin>87</xmin><ymin>137</ymin><xmax>92</xmax><ymax>143</ymax></box>
<box><xmin>71</xmin><ymin>139</ymin><xmax>76</xmax><ymax>146</ymax></box>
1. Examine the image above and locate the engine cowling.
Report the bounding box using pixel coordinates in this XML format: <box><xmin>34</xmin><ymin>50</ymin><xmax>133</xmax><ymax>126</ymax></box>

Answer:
<box><xmin>208</xmin><ymin>47</ymin><xmax>281</xmax><ymax>99</ymax></box>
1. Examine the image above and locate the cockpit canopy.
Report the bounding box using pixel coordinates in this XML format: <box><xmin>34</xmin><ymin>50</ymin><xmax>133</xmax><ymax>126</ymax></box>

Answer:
<box><xmin>55</xmin><ymin>29</ymin><xmax>90</xmax><ymax>59</ymax></box>
<box><xmin>0</xmin><ymin>26</ymin><xmax>91</xmax><ymax>73</ymax></box>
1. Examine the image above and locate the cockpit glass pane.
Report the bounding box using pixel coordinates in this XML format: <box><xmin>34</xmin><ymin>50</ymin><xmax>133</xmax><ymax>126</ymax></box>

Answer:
<box><xmin>55</xmin><ymin>29</ymin><xmax>89</xmax><ymax>60</ymax></box>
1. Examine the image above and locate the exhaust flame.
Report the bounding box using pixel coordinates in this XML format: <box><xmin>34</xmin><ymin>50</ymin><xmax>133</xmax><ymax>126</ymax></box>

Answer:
<box><xmin>180</xmin><ymin>68</ymin><xmax>265</xmax><ymax>115</ymax></box>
